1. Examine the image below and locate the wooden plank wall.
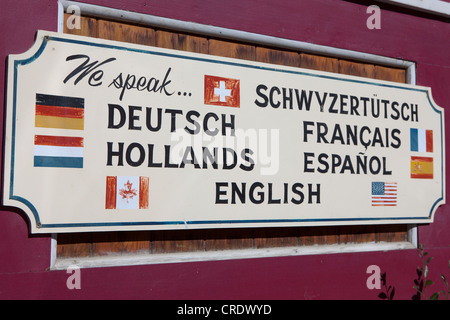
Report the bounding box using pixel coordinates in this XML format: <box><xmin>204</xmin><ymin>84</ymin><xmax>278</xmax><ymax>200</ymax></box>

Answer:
<box><xmin>57</xmin><ymin>15</ymin><xmax>407</xmax><ymax>258</ymax></box>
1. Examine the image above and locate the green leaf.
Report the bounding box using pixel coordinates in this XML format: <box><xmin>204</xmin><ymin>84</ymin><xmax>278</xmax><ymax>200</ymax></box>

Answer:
<box><xmin>425</xmin><ymin>279</ymin><xmax>434</xmax><ymax>287</ymax></box>
<box><xmin>390</xmin><ymin>287</ymin><xmax>396</xmax><ymax>300</ymax></box>
<box><xmin>426</xmin><ymin>257</ymin><xmax>433</xmax><ymax>265</ymax></box>
<box><xmin>441</xmin><ymin>274</ymin><xmax>448</xmax><ymax>288</ymax></box>
<box><xmin>413</xmin><ymin>285</ymin><xmax>422</xmax><ymax>294</ymax></box>
<box><xmin>430</xmin><ymin>292</ymin><xmax>439</xmax><ymax>300</ymax></box>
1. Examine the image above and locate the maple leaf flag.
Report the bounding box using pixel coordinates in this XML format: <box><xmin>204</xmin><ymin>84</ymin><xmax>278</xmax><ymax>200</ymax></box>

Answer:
<box><xmin>204</xmin><ymin>75</ymin><xmax>240</xmax><ymax>108</ymax></box>
<box><xmin>105</xmin><ymin>176</ymin><xmax>149</xmax><ymax>209</ymax></box>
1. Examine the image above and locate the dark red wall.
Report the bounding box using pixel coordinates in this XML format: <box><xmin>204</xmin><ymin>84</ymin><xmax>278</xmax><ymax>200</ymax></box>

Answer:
<box><xmin>1</xmin><ymin>0</ymin><xmax>449</xmax><ymax>299</ymax></box>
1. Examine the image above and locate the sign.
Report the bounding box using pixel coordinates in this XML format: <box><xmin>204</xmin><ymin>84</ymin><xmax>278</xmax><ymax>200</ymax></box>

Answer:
<box><xmin>3</xmin><ymin>31</ymin><xmax>445</xmax><ymax>233</ymax></box>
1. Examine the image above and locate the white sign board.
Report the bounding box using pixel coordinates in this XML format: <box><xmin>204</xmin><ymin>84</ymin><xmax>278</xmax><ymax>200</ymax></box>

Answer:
<box><xmin>3</xmin><ymin>31</ymin><xmax>445</xmax><ymax>233</ymax></box>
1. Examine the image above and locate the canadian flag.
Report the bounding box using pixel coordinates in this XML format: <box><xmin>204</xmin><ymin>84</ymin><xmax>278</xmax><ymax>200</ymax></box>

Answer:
<box><xmin>204</xmin><ymin>75</ymin><xmax>240</xmax><ymax>108</ymax></box>
<box><xmin>105</xmin><ymin>176</ymin><xmax>149</xmax><ymax>209</ymax></box>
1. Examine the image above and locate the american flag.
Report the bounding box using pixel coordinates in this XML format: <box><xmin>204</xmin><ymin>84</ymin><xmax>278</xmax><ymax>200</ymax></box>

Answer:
<box><xmin>371</xmin><ymin>182</ymin><xmax>397</xmax><ymax>206</ymax></box>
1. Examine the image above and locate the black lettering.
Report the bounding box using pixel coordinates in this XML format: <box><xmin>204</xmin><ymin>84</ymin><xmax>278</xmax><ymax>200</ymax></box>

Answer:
<box><xmin>330</xmin><ymin>124</ymin><xmax>345</xmax><ymax>144</ymax></box>
<box><xmin>411</xmin><ymin>104</ymin><xmax>419</xmax><ymax>122</ymax></box>
<box><xmin>239</xmin><ymin>148</ymin><xmax>255</xmax><ymax>171</ymax></box>
<box><xmin>283</xmin><ymin>88</ymin><xmax>293</xmax><ymax>109</ymax></box>
<box><xmin>158</xmin><ymin>67</ymin><xmax>175</xmax><ymax>96</ymax></box>
<box><xmin>120</xmin><ymin>74</ymin><xmax>136</xmax><ymax>101</ymax></box>
<box><xmin>147</xmin><ymin>144</ymin><xmax>162</xmax><ymax>167</ymax></box>
<box><xmin>145</xmin><ymin>107</ymin><xmax>162</xmax><ymax>132</ymax></box>
<box><xmin>356</xmin><ymin>155</ymin><xmax>367</xmax><ymax>174</ymax></box>
<box><xmin>350</xmin><ymin>96</ymin><xmax>359</xmax><ymax>116</ymax></box>
<box><xmin>361</xmin><ymin>97</ymin><xmax>369</xmax><ymax>116</ymax></box>
<box><xmin>371</xmin><ymin>98</ymin><xmax>380</xmax><ymax>118</ymax></box>
<box><xmin>360</xmin><ymin>126</ymin><xmax>372</xmax><ymax>148</ymax></box>
<box><xmin>202</xmin><ymin>147</ymin><xmax>218</xmax><ymax>169</ymax></box>
<box><xmin>223</xmin><ymin>148</ymin><xmax>237</xmax><ymax>170</ymax></box>
<box><xmin>391</xmin><ymin>101</ymin><xmax>400</xmax><ymax>120</ymax></box>
<box><xmin>381</xmin><ymin>100</ymin><xmax>389</xmax><ymax>119</ymax></box>
<box><xmin>383</xmin><ymin>157</ymin><xmax>392</xmax><ymax>175</ymax></box>
<box><xmin>295</xmin><ymin>89</ymin><xmax>313</xmax><ymax>111</ymax></box>
<box><xmin>340</xmin><ymin>94</ymin><xmax>348</xmax><ymax>114</ymax></box>
<box><xmin>328</xmin><ymin>93</ymin><xmax>338</xmax><ymax>113</ymax></box>
<box><xmin>390</xmin><ymin>129</ymin><xmax>401</xmax><ymax>149</ymax></box>
<box><xmin>291</xmin><ymin>183</ymin><xmax>304</xmax><ymax>204</ymax></box>
<box><xmin>371</xmin><ymin>127</ymin><xmax>384</xmax><ymax>147</ymax></box>
<box><xmin>125</xmin><ymin>143</ymin><xmax>145</xmax><ymax>167</ymax></box>
<box><xmin>180</xmin><ymin>146</ymin><xmax>200</xmax><ymax>168</ymax></box>
<box><xmin>308</xmin><ymin>184</ymin><xmax>321</xmax><ymax>204</ymax></box>
<box><xmin>215</xmin><ymin>182</ymin><xmax>228</xmax><ymax>204</ymax></box>
<box><xmin>106</xmin><ymin>142</ymin><xmax>124</xmax><ymax>166</ymax></box>
<box><xmin>331</xmin><ymin>154</ymin><xmax>342</xmax><ymax>174</ymax></box>
<box><xmin>255</xmin><ymin>84</ymin><xmax>268</xmax><ymax>107</ymax></box>
<box><xmin>65</xmin><ymin>54</ymin><xmax>116</xmax><ymax>86</ymax></box>
<box><xmin>165</xmin><ymin>109</ymin><xmax>183</xmax><ymax>132</ymax></box>
<box><xmin>268</xmin><ymin>183</ymin><xmax>281</xmax><ymax>204</ymax></box>
<box><xmin>317</xmin><ymin>153</ymin><xmax>329</xmax><ymax>173</ymax></box>
<box><xmin>304</xmin><ymin>152</ymin><xmax>315</xmax><ymax>173</ymax></box>
<box><xmin>269</xmin><ymin>86</ymin><xmax>281</xmax><ymax>108</ymax></box>
<box><xmin>346</xmin><ymin>125</ymin><xmax>358</xmax><ymax>145</ymax></box>
<box><xmin>369</xmin><ymin>156</ymin><xmax>381</xmax><ymax>175</ymax></box>
<box><xmin>128</xmin><ymin>105</ymin><xmax>142</xmax><ymax>130</ymax></box>
<box><xmin>317</xmin><ymin>122</ymin><xmax>329</xmax><ymax>143</ymax></box>
<box><xmin>222</xmin><ymin>114</ymin><xmax>235</xmax><ymax>136</ymax></box>
<box><xmin>303</xmin><ymin>121</ymin><xmax>314</xmax><ymax>142</ymax></box>
<box><xmin>340</xmin><ymin>155</ymin><xmax>355</xmax><ymax>174</ymax></box>
<box><xmin>108</xmin><ymin>104</ymin><xmax>126</xmax><ymax>129</ymax></box>
<box><xmin>315</xmin><ymin>91</ymin><xmax>327</xmax><ymax>112</ymax></box>
<box><xmin>231</xmin><ymin>183</ymin><xmax>246</xmax><ymax>204</ymax></box>
<box><xmin>401</xmin><ymin>103</ymin><xmax>410</xmax><ymax>121</ymax></box>
<box><xmin>164</xmin><ymin>145</ymin><xmax>179</xmax><ymax>168</ymax></box>
<box><xmin>249</xmin><ymin>182</ymin><xmax>265</xmax><ymax>204</ymax></box>
<box><xmin>203</xmin><ymin>112</ymin><xmax>219</xmax><ymax>136</ymax></box>
<box><xmin>185</xmin><ymin>110</ymin><xmax>201</xmax><ymax>135</ymax></box>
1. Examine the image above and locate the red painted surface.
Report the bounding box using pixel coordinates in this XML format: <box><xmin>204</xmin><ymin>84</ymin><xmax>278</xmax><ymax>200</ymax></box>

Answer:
<box><xmin>1</xmin><ymin>0</ymin><xmax>450</xmax><ymax>299</ymax></box>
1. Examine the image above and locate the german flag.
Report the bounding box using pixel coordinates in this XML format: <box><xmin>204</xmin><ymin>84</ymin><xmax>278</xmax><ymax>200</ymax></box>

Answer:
<box><xmin>35</xmin><ymin>93</ymin><xmax>84</xmax><ymax>130</ymax></box>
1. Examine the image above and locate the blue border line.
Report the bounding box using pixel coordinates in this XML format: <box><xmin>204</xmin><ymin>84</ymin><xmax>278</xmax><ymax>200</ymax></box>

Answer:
<box><xmin>9</xmin><ymin>34</ymin><xmax>445</xmax><ymax>230</ymax></box>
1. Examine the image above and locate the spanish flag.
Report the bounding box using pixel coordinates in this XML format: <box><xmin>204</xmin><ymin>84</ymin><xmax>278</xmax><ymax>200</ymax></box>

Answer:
<box><xmin>410</xmin><ymin>156</ymin><xmax>433</xmax><ymax>179</ymax></box>
<box><xmin>35</xmin><ymin>93</ymin><xmax>84</xmax><ymax>130</ymax></box>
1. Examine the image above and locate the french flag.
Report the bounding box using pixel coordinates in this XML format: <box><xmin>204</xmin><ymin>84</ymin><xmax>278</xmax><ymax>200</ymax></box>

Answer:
<box><xmin>410</xmin><ymin>128</ymin><xmax>433</xmax><ymax>153</ymax></box>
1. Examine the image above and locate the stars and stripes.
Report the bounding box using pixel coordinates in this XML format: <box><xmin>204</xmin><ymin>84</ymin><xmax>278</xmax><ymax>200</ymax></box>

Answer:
<box><xmin>371</xmin><ymin>182</ymin><xmax>397</xmax><ymax>206</ymax></box>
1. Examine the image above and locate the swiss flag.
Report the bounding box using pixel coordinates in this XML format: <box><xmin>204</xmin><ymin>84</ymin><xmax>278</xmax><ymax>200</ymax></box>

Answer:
<box><xmin>204</xmin><ymin>75</ymin><xmax>240</xmax><ymax>108</ymax></box>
